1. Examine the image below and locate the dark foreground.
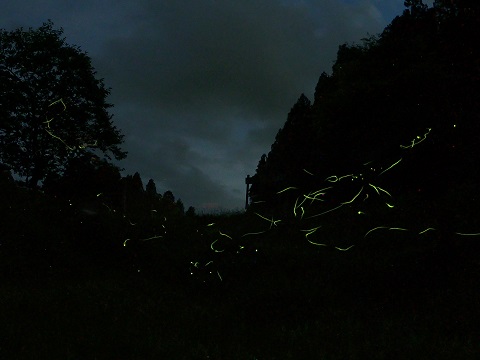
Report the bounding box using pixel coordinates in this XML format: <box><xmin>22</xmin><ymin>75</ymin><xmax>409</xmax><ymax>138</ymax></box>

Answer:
<box><xmin>1</xmin><ymin>230</ymin><xmax>479</xmax><ymax>360</ymax></box>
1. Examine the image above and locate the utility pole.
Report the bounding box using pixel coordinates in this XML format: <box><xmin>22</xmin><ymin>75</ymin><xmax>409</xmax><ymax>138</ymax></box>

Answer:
<box><xmin>245</xmin><ymin>174</ymin><xmax>253</xmax><ymax>209</ymax></box>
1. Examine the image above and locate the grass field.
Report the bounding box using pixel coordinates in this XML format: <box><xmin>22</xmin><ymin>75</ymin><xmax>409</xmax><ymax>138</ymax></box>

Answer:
<box><xmin>1</xmin><ymin>226</ymin><xmax>479</xmax><ymax>359</ymax></box>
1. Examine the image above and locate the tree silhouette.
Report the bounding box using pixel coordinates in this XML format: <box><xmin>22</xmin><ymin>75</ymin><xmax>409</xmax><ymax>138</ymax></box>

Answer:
<box><xmin>163</xmin><ymin>190</ymin><xmax>175</xmax><ymax>203</ymax></box>
<box><xmin>121</xmin><ymin>172</ymin><xmax>145</xmax><ymax>220</ymax></box>
<box><xmin>146</xmin><ymin>179</ymin><xmax>158</xmax><ymax>199</ymax></box>
<box><xmin>42</xmin><ymin>152</ymin><xmax>122</xmax><ymax>214</ymax></box>
<box><xmin>0</xmin><ymin>20</ymin><xmax>126</xmax><ymax>188</ymax></box>
<box><xmin>249</xmin><ymin>94</ymin><xmax>314</xmax><ymax>214</ymax></box>
<box><xmin>248</xmin><ymin>154</ymin><xmax>268</xmax><ymax>207</ymax></box>
<box><xmin>176</xmin><ymin>199</ymin><xmax>185</xmax><ymax>215</ymax></box>
<box><xmin>248</xmin><ymin>0</ymin><xmax>480</xmax><ymax>236</ymax></box>
<box><xmin>186</xmin><ymin>206</ymin><xmax>196</xmax><ymax>217</ymax></box>
<box><xmin>404</xmin><ymin>0</ymin><xmax>429</xmax><ymax>16</ymax></box>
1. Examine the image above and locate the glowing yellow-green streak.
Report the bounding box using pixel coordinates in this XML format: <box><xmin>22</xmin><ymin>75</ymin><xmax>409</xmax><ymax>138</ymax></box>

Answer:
<box><xmin>455</xmin><ymin>232</ymin><xmax>480</xmax><ymax>236</ymax></box>
<box><xmin>303</xmin><ymin>169</ymin><xmax>314</xmax><ymax>175</ymax></box>
<box><xmin>364</xmin><ymin>226</ymin><xmax>389</xmax><ymax>237</ymax></box>
<box><xmin>123</xmin><ymin>239</ymin><xmax>130</xmax><ymax>246</ymax></box>
<box><xmin>341</xmin><ymin>186</ymin><xmax>363</xmax><ymax>204</ymax></box>
<box><xmin>306</xmin><ymin>239</ymin><xmax>329</xmax><ymax>247</ymax></box>
<box><xmin>43</xmin><ymin>99</ymin><xmax>96</xmax><ymax>151</ymax></box>
<box><xmin>277</xmin><ymin>187</ymin><xmax>298</xmax><ymax>194</ymax></box>
<box><xmin>308</xmin><ymin>239</ymin><xmax>355</xmax><ymax>251</ymax></box>
<box><xmin>44</xmin><ymin>99</ymin><xmax>66</xmax><ymax>126</ymax></box>
<box><xmin>325</xmin><ymin>174</ymin><xmax>354</xmax><ymax>183</ymax></box>
<box><xmin>378</xmin><ymin>158</ymin><xmax>402</xmax><ymax>176</ymax></box>
<box><xmin>48</xmin><ymin>98</ymin><xmax>66</xmax><ymax>113</ymax></box>
<box><xmin>296</xmin><ymin>195</ymin><xmax>310</xmax><ymax>208</ymax></box>
<box><xmin>306</xmin><ymin>204</ymin><xmax>344</xmax><ymax>219</ymax></box>
<box><xmin>302</xmin><ymin>226</ymin><xmax>322</xmax><ymax>239</ymax></box>
<box><xmin>369</xmin><ymin>183</ymin><xmax>379</xmax><ymax>195</ymax></box>
<box><xmin>210</xmin><ymin>239</ymin><xmax>224</xmax><ymax>252</ymax></box>
<box><xmin>334</xmin><ymin>245</ymin><xmax>355</xmax><ymax>251</ymax></box>
<box><xmin>386</xmin><ymin>203</ymin><xmax>394</xmax><ymax>208</ymax></box>
<box><xmin>400</xmin><ymin>128</ymin><xmax>432</xmax><ymax>149</ymax></box>
<box><xmin>368</xmin><ymin>184</ymin><xmax>392</xmax><ymax>197</ymax></box>
<box><xmin>419</xmin><ymin>228</ymin><xmax>436</xmax><ymax>234</ymax></box>
<box><xmin>254</xmin><ymin>212</ymin><xmax>281</xmax><ymax>227</ymax></box>
<box><xmin>364</xmin><ymin>226</ymin><xmax>407</xmax><ymax>237</ymax></box>
<box><xmin>241</xmin><ymin>230</ymin><xmax>268</xmax><ymax>237</ymax></box>
<box><xmin>207</xmin><ymin>223</ymin><xmax>215</xmax><ymax>227</ymax></box>
<box><xmin>311</xmin><ymin>187</ymin><xmax>333</xmax><ymax>195</ymax></box>
<box><xmin>303</xmin><ymin>193</ymin><xmax>325</xmax><ymax>202</ymax></box>
<box><xmin>293</xmin><ymin>196</ymin><xmax>307</xmax><ymax>219</ymax></box>
<box><xmin>378</xmin><ymin>187</ymin><xmax>392</xmax><ymax>197</ymax></box>
<box><xmin>219</xmin><ymin>231</ymin><xmax>232</xmax><ymax>240</ymax></box>
<box><xmin>43</xmin><ymin>125</ymin><xmax>76</xmax><ymax>151</ymax></box>
<box><xmin>325</xmin><ymin>175</ymin><xmax>339</xmax><ymax>182</ymax></box>
<box><xmin>217</xmin><ymin>271</ymin><xmax>223</xmax><ymax>281</ymax></box>
<box><xmin>254</xmin><ymin>212</ymin><xmax>271</xmax><ymax>222</ymax></box>
<box><xmin>77</xmin><ymin>140</ymin><xmax>97</xmax><ymax>149</ymax></box>
<box><xmin>303</xmin><ymin>187</ymin><xmax>332</xmax><ymax>202</ymax></box>
<box><xmin>140</xmin><ymin>235</ymin><xmax>163</xmax><ymax>241</ymax></box>
<box><xmin>390</xmin><ymin>227</ymin><xmax>408</xmax><ymax>232</ymax></box>
<box><xmin>301</xmin><ymin>187</ymin><xmax>333</xmax><ymax>205</ymax></box>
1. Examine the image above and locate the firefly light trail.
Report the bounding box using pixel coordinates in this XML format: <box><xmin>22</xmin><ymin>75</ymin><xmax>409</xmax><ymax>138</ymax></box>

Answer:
<box><xmin>117</xmin><ymin>125</ymin><xmax>480</xmax><ymax>285</ymax></box>
<box><xmin>43</xmin><ymin>98</ymin><xmax>98</xmax><ymax>151</ymax></box>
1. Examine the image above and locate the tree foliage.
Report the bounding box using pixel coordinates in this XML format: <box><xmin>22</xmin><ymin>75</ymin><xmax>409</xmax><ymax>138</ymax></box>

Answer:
<box><xmin>0</xmin><ymin>20</ymin><xmax>127</xmax><ymax>187</ymax></box>
<box><xmin>249</xmin><ymin>94</ymin><xmax>315</xmax><ymax>212</ymax></box>
<box><xmin>44</xmin><ymin>153</ymin><xmax>121</xmax><ymax>198</ymax></box>
<box><xmin>249</xmin><ymin>1</ymin><xmax>480</xmax><ymax>220</ymax></box>
<box><xmin>146</xmin><ymin>178</ymin><xmax>157</xmax><ymax>199</ymax></box>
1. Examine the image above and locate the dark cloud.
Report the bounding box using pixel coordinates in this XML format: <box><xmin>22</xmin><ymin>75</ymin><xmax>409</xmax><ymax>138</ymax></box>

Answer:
<box><xmin>2</xmin><ymin>0</ymin><xmax>413</xmax><ymax>211</ymax></box>
<box><xmin>98</xmin><ymin>0</ymin><xmax>383</xmax><ymax>115</ymax></box>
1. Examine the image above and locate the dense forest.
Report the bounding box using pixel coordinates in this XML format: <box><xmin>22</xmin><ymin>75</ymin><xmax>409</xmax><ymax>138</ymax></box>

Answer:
<box><xmin>248</xmin><ymin>0</ymin><xmax>480</xmax><ymax>245</ymax></box>
<box><xmin>1</xmin><ymin>1</ymin><xmax>480</xmax><ymax>358</ymax></box>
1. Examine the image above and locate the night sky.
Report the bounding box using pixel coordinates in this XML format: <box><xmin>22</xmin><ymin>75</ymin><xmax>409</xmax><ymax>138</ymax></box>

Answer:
<box><xmin>2</xmin><ymin>0</ymin><xmax>435</xmax><ymax>212</ymax></box>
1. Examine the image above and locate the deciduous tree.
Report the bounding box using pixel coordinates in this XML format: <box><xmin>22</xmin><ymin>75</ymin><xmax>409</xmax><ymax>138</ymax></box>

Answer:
<box><xmin>0</xmin><ymin>20</ymin><xmax>126</xmax><ymax>187</ymax></box>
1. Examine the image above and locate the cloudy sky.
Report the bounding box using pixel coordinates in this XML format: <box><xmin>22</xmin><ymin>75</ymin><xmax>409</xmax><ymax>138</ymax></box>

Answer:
<box><xmin>2</xmin><ymin>0</ymin><xmax>434</xmax><ymax>212</ymax></box>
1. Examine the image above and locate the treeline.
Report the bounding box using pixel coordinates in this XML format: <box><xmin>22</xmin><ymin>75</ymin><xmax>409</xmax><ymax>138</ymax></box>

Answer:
<box><xmin>0</xmin><ymin>19</ymin><xmax>249</xmax><ymax>282</ymax></box>
<box><xmin>0</xmin><ymin>153</ymin><xmax>200</xmax><ymax>279</ymax></box>
<box><xmin>41</xmin><ymin>152</ymin><xmax>193</xmax><ymax>221</ymax></box>
<box><xmin>248</xmin><ymin>0</ymin><xmax>480</xmax><ymax>231</ymax></box>
<box><xmin>2</xmin><ymin>0</ymin><xmax>479</xmax><ymax>283</ymax></box>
